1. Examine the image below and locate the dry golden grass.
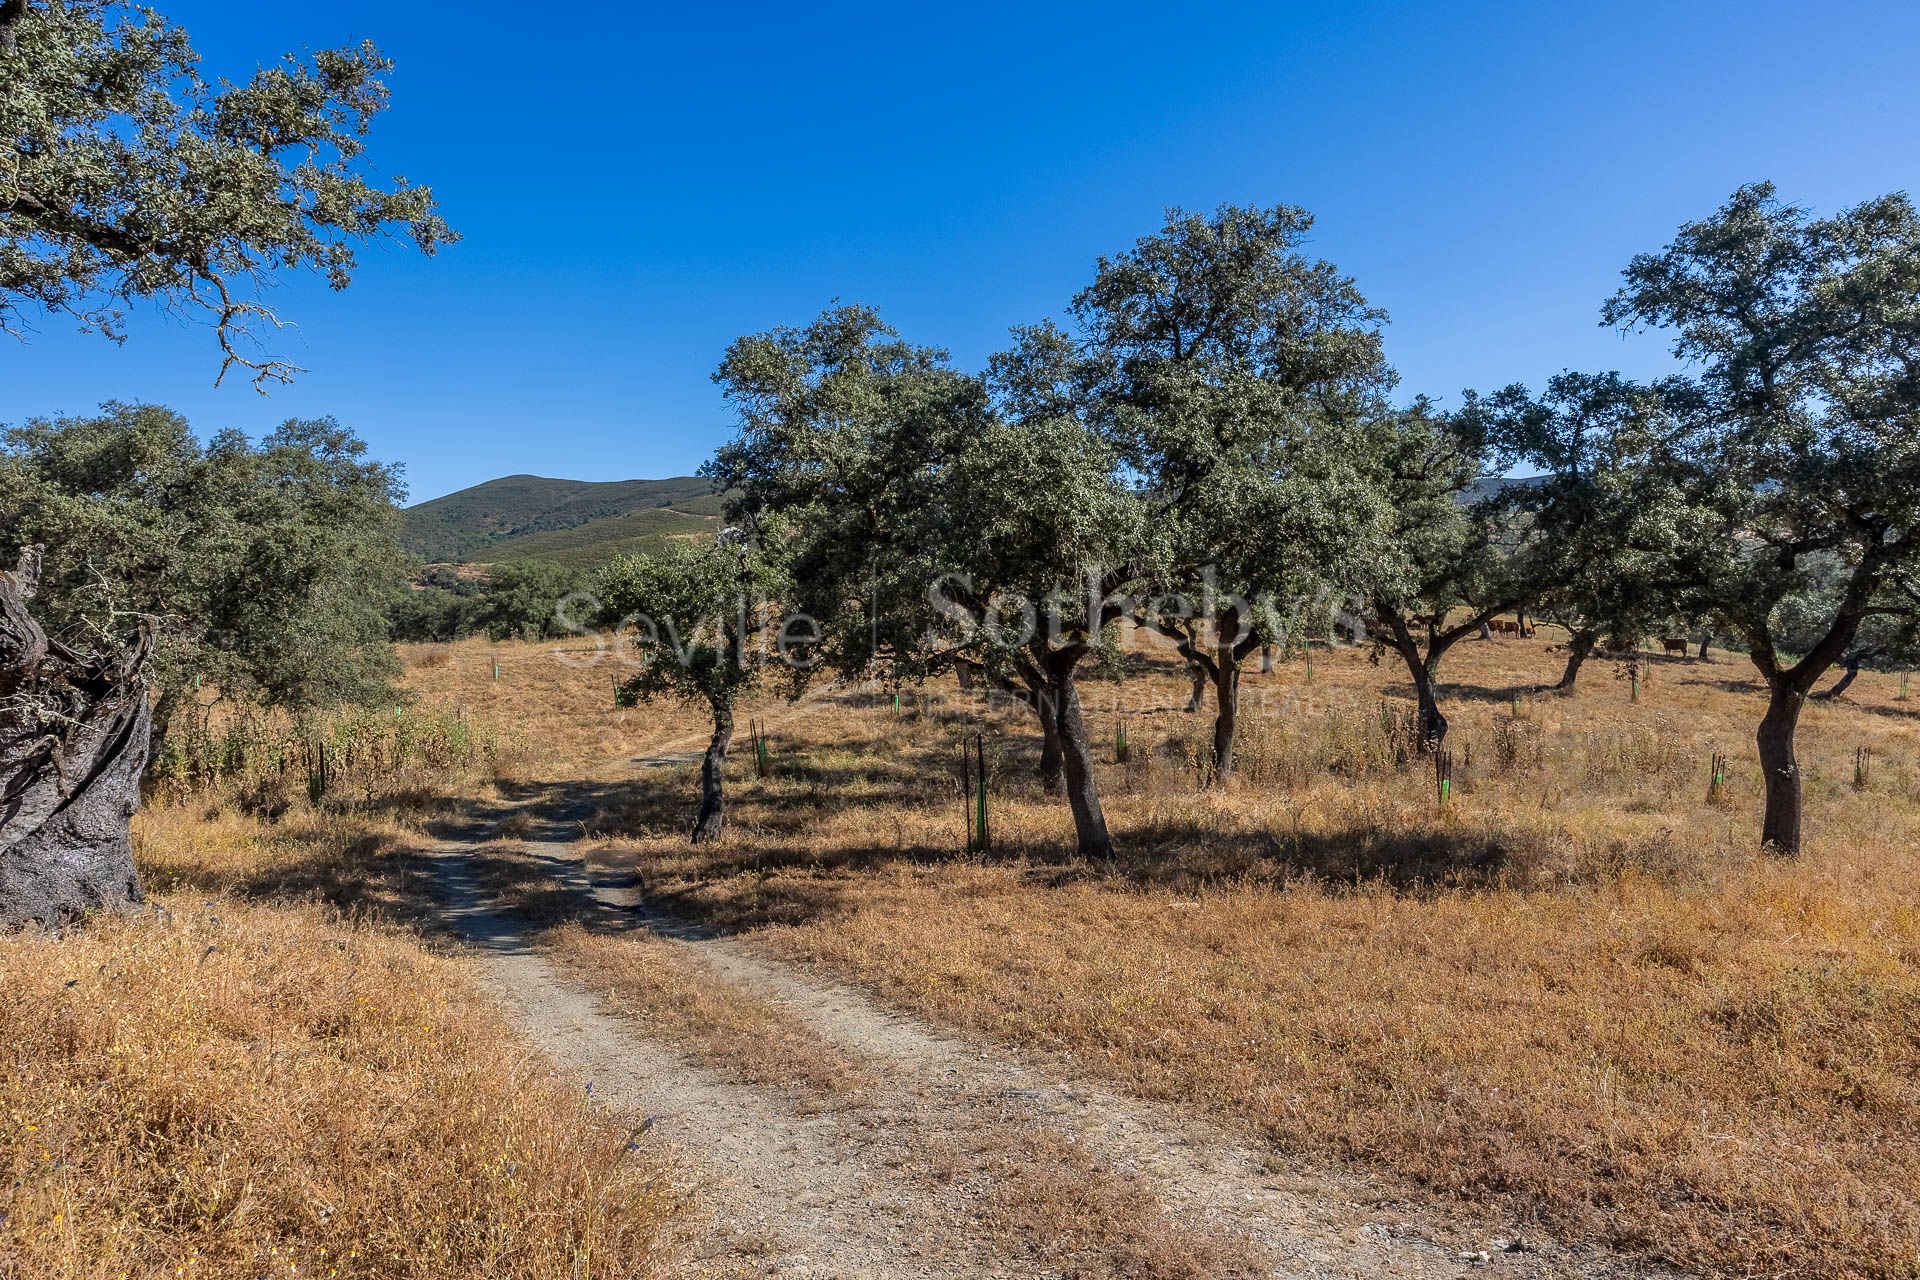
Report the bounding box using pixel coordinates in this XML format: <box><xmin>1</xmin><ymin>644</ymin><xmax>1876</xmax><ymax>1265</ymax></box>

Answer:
<box><xmin>0</xmin><ymin>702</ymin><xmax>685</xmax><ymax>1280</ymax></box>
<box><xmin>476</xmin><ymin>632</ymin><xmax>1920</xmax><ymax>1280</ymax></box>
<box><xmin>396</xmin><ymin>637</ymin><xmax>713</xmax><ymax>782</ymax></box>
<box><xmin>0</xmin><ymin>896</ymin><xmax>680</xmax><ymax>1280</ymax></box>
<box><xmin>546</xmin><ymin>925</ymin><xmax>868</xmax><ymax>1101</ymax></box>
<box><xmin>909</xmin><ymin>1114</ymin><xmax>1267</xmax><ymax>1280</ymax></box>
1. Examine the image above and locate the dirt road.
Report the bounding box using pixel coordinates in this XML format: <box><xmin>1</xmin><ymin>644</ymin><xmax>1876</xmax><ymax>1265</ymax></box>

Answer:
<box><xmin>426</xmin><ymin>775</ymin><xmax>1670</xmax><ymax>1279</ymax></box>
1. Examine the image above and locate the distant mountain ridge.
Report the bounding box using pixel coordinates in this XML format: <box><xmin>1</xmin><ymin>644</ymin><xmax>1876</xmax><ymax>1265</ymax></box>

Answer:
<box><xmin>401</xmin><ymin>474</ymin><xmax>726</xmax><ymax>567</ymax></box>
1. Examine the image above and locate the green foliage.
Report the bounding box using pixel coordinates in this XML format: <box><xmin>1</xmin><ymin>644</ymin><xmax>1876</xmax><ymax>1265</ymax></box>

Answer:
<box><xmin>710</xmin><ymin>304</ymin><xmax>1001</xmax><ymax>684</ymax></box>
<box><xmin>1603</xmin><ymin>182</ymin><xmax>1920</xmax><ymax>687</ymax></box>
<box><xmin>1356</xmin><ymin>399</ymin><xmax>1516</xmax><ymax>633</ymax></box>
<box><xmin>1068</xmin><ymin>203</ymin><xmax>1403</xmax><ymax>664</ymax></box>
<box><xmin>710</xmin><ymin>305</ymin><xmax>1147</xmax><ymax>689</ymax></box>
<box><xmin>384</xmin><ymin>567</ymin><xmax>480</xmax><ymax>644</ymax></box>
<box><xmin>595</xmin><ymin>533</ymin><xmax>788</xmax><ymax>716</ymax></box>
<box><xmin>1463</xmin><ymin>371</ymin><xmax>1706</xmax><ymax>645</ymax></box>
<box><xmin>460</xmin><ymin>561</ymin><xmax>595</xmax><ymax>642</ymax></box>
<box><xmin>383</xmin><ymin>561</ymin><xmax>598</xmax><ymax>644</ymax></box>
<box><xmin>0</xmin><ymin>403</ymin><xmax>409</xmax><ymax>716</ymax></box>
<box><xmin>400</xmin><ymin>475</ymin><xmax>723</xmax><ymax>566</ymax></box>
<box><xmin>0</xmin><ymin>0</ymin><xmax>452</xmax><ymax>385</ymax></box>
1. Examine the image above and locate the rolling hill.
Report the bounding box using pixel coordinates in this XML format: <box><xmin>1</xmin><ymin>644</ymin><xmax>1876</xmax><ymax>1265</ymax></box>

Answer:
<box><xmin>401</xmin><ymin>474</ymin><xmax>726</xmax><ymax>567</ymax></box>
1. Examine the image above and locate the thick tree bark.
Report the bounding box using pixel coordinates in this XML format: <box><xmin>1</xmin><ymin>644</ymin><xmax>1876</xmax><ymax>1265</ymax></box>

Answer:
<box><xmin>1208</xmin><ymin>649</ymin><xmax>1241</xmax><ymax>781</ymax></box>
<box><xmin>1036</xmin><ymin>697</ymin><xmax>1065</xmax><ymax>793</ymax></box>
<box><xmin>2</xmin><ymin>549</ymin><xmax>155</xmax><ymax>930</ymax></box>
<box><xmin>1554</xmin><ymin>629</ymin><xmax>1597</xmax><ymax>691</ymax></box>
<box><xmin>1379</xmin><ymin>610</ymin><xmax>1450</xmax><ymax>749</ymax></box>
<box><xmin>1183</xmin><ymin>662</ymin><xmax>1206</xmax><ymax>712</ymax></box>
<box><xmin>0</xmin><ymin>0</ymin><xmax>23</xmax><ymax>57</ymax></box>
<box><xmin>1259</xmin><ymin>644</ymin><xmax>1274</xmax><ymax>674</ymax></box>
<box><xmin>1408</xmin><ymin>657</ymin><xmax>1447</xmax><ymax>748</ymax></box>
<box><xmin>1697</xmin><ymin>632</ymin><xmax>1712</xmax><ymax>662</ymax></box>
<box><xmin>690</xmin><ymin>701</ymin><xmax>734</xmax><ymax>843</ymax></box>
<box><xmin>1045</xmin><ymin>662</ymin><xmax>1113</xmax><ymax>862</ymax></box>
<box><xmin>1008</xmin><ymin>678</ymin><xmax>1066</xmax><ymax>791</ymax></box>
<box><xmin>1757</xmin><ymin>681</ymin><xmax>1806</xmax><ymax>855</ymax></box>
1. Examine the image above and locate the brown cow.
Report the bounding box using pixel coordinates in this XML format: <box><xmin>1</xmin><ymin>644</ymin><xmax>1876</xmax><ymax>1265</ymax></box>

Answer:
<box><xmin>1659</xmin><ymin>636</ymin><xmax>1690</xmax><ymax>657</ymax></box>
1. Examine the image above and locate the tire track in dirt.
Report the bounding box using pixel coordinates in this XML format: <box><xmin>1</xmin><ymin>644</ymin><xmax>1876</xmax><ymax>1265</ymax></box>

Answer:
<box><xmin>425</xmin><ymin>677</ymin><xmax>1679</xmax><ymax>1280</ymax></box>
<box><xmin>574</xmin><ymin>859</ymin><xmax>1669</xmax><ymax>1280</ymax></box>
<box><xmin>431</xmin><ymin>833</ymin><xmax>1007</xmax><ymax>1279</ymax></box>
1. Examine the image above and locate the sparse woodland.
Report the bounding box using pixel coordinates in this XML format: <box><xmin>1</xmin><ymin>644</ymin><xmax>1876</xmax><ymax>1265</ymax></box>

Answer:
<box><xmin>2</xmin><ymin>1</ymin><xmax>1919</xmax><ymax>1277</ymax></box>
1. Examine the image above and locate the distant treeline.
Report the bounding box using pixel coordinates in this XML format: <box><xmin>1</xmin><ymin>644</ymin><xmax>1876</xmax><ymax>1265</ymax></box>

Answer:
<box><xmin>386</xmin><ymin>562</ymin><xmax>596</xmax><ymax>644</ymax></box>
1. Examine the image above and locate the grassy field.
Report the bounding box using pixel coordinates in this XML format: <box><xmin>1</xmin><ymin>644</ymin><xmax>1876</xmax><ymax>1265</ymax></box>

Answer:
<box><xmin>399</xmin><ymin>629</ymin><xmax>1920</xmax><ymax>1279</ymax></box>
<box><xmin>8</xmin><ymin>629</ymin><xmax>1915</xmax><ymax>1278</ymax></box>
<box><xmin>0</xmin><ymin>705</ymin><xmax>683</xmax><ymax>1279</ymax></box>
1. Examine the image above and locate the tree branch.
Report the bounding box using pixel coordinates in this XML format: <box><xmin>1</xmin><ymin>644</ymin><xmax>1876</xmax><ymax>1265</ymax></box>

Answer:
<box><xmin>0</xmin><ymin>0</ymin><xmax>25</xmax><ymax>57</ymax></box>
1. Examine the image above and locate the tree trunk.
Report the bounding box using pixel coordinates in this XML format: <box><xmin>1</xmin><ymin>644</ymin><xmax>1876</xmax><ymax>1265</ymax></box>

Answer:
<box><xmin>1259</xmin><ymin>644</ymin><xmax>1274</xmax><ymax>674</ymax></box>
<box><xmin>1379</xmin><ymin>610</ymin><xmax>1449</xmax><ymax>750</ymax></box>
<box><xmin>1209</xmin><ymin>653</ymin><xmax>1240</xmax><ymax>782</ymax></box>
<box><xmin>1697</xmin><ymin>632</ymin><xmax>1712</xmax><ymax>662</ymax></box>
<box><xmin>1</xmin><ymin>549</ymin><xmax>155</xmax><ymax>930</ymax></box>
<box><xmin>1046</xmin><ymin>664</ymin><xmax>1112</xmax><ymax>862</ymax></box>
<box><xmin>1756</xmin><ymin>681</ymin><xmax>1805</xmax><ymax>855</ymax></box>
<box><xmin>1183</xmin><ymin>662</ymin><xmax>1206</xmax><ymax>712</ymax></box>
<box><xmin>1554</xmin><ymin>630</ymin><xmax>1597</xmax><ymax>691</ymax></box>
<box><xmin>690</xmin><ymin>702</ymin><xmax>734</xmax><ymax>843</ymax></box>
<box><xmin>1409</xmin><ymin>658</ymin><xmax>1447</xmax><ymax>749</ymax></box>
<box><xmin>0</xmin><ymin>1</ymin><xmax>23</xmax><ymax>58</ymax></box>
<box><xmin>1814</xmin><ymin>650</ymin><xmax>1871</xmax><ymax>702</ymax></box>
<box><xmin>1037</xmin><ymin>696</ymin><xmax>1065</xmax><ymax>793</ymax></box>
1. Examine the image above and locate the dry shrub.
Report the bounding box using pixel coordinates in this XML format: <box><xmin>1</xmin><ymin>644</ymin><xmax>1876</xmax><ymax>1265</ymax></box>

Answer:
<box><xmin>1485</xmin><ymin>716</ymin><xmax>1544</xmax><ymax>774</ymax></box>
<box><xmin>134</xmin><ymin>802</ymin><xmax>440</xmax><ymax>918</ymax></box>
<box><xmin>0</xmin><ymin>901</ymin><xmax>680</xmax><ymax>1280</ymax></box>
<box><xmin>1581</xmin><ymin>726</ymin><xmax>1686</xmax><ymax>785</ymax></box>
<box><xmin>150</xmin><ymin>703</ymin><xmax>498</xmax><ymax>809</ymax></box>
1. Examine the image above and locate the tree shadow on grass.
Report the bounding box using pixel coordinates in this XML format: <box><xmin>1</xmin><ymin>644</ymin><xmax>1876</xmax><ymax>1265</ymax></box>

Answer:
<box><xmin>579</xmin><ymin>780</ymin><xmax>1538</xmax><ymax>942</ymax></box>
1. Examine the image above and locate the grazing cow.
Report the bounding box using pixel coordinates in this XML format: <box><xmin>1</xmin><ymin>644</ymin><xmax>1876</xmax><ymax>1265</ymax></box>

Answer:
<box><xmin>1660</xmin><ymin>636</ymin><xmax>1690</xmax><ymax>657</ymax></box>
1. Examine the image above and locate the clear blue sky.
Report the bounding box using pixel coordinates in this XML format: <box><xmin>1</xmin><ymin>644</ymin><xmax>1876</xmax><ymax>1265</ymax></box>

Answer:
<box><xmin>7</xmin><ymin>1</ymin><xmax>1918</xmax><ymax>503</ymax></box>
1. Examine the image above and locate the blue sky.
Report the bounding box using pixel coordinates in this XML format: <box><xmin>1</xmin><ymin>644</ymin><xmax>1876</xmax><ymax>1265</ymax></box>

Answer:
<box><xmin>7</xmin><ymin>1</ymin><xmax>1918</xmax><ymax>503</ymax></box>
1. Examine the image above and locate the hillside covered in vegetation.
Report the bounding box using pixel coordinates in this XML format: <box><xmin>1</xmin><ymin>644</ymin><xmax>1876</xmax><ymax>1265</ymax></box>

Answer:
<box><xmin>401</xmin><ymin>474</ymin><xmax>724</xmax><ymax>566</ymax></box>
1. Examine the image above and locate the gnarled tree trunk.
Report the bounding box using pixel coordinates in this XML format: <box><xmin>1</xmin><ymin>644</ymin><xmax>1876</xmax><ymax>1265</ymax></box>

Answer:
<box><xmin>1813</xmin><ymin>647</ymin><xmax>1877</xmax><ymax>702</ymax></box>
<box><xmin>1008</xmin><ymin>678</ymin><xmax>1066</xmax><ymax>792</ymax></box>
<box><xmin>690</xmin><ymin>700</ymin><xmax>734</xmax><ymax>843</ymax></box>
<box><xmin>2</xmin><ymin>549</ymin><xmax>155</xmax><ymax>930</ymax></box>
<box><xmin>1183</xmin><ymin>662</ymin><xmax>1206</xmax><ymax>713</ymax></box>
<box><xmin>1554</xmin><ymin>629</ymin><xmax>1597</xmax><ymax>691</ymax></box>
<box><xmin>1756</xmin><ymin>680</ymin><xmax>1806</xmax><ymax>855</ymax></box>
<box><xmin>1208</xmin><ymin>649</ymin><xmax>1240</xmax><ymax>781</ymax></box>
<box><xmin>1037</xmin><ymin>708</ymin><xmax>1065</xmax><ymax>792</ymax></box>
<box><xmin>1377</xmin><ymin>609</ymin><xmax>1450</xmax><ymax>749</ymax></box>
<box><xmin>1045</xmin><ymin>660</ymin><xmax>1112</xmax><ymax>862</ymax></box>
